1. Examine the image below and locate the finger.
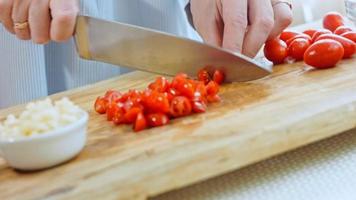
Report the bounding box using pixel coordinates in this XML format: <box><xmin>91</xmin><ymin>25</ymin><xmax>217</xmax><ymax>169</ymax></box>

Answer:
<box><xmin>29</xmin><ymin>0</ymin><xmax>50</xmax><ymax>44</ymax></box>
<box><xmin>268</xmin><ymin>3</ymin><xmax>293</xmax><ymax>39</ymax></box>
<box><xmin>0</xmin><ymin>0</ymin><xmax>15</xmax><ymax>34</ymax></box>
<box><xmin>242</xmin><ymin>0</ymin><xmax>274</xmax><ymax>57</ymax></box>
<box><xmin>221</xmin><ymin>0</ymin><xmax>248</xmax><ymax>53</ymax></box>
<box><xmin>49</xmin><ymin>0</ymin><xmax>79</xmax><ymax>42</ymax></box>
<box><xmin>12</xmin><ymin>0</ymin><xmax>31</xmax><ymax>40</ymax></box>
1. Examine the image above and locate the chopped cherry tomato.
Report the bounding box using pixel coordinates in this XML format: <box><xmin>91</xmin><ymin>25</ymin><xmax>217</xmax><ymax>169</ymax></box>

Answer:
<box><xmin>192</xmin><ymin>101</ymin><xmax>207</xmax><ymax>113</ymax></box>
<box><xmin>315</xmin><ymin>34</ymin><xmax>356</xmax><ymax>58</ymax></box>
<box><xmin>106</xmin><ymin>102</ymin><xmax>123</xmax><ymax>121</ymax></box>
<box><xmin>288</xmin><ymin>38</ymin><xmax>310</xmax><ymax>61</ymax></box>
<box><xmin>303</xmin><ymin>29</ymin><xmax>317</xmax><ymax>38</ymax></box>
<box><xmin>173</xmin><ymin>78</ymin><xmax>195</xmax><ymax>98</ymax></box>
<box><xmin>112</xmin><ymin>107</ymin><xmax>125</xmax><ymax>125</ymax></box>
<box><xmin>169</xmin><ymin>96</ymin><xmax>192</xmax><ymax>118</ymax></box>
<box><xmin>146</xmin><ymin>113</ymin><xmax>170</xmax><ymax>127</ymax></box>
<box><xmin>206</xmin><ymin>81</ymin><xmax>219</xmax><ymax>96</ymax></box>
<box><xmin>213</xmin><ymin>70</ymin><xmax>225</xmax><ymax>85</ymax></box>
<box><xmin>104</xmin><ymin>90</ymin><xmax>122</xmax><ymax>102</ymax></box>
<box><xmin>94</xmin><ymin>97</ymin><xmax>108</xmax><ymax>114</ymax></box>
<box><xmin>334</xmin><ymin>26</ymin><xmax>353</xmax><ymax>35</ymax></box>
<box><xmin>341</xmin><ymin>31</ymin><xmax>356</xmax><ymax>43</ymax></box>
<box><xmin>264</xmin><ymin>38</ymin><xmax>288</xmax><ymax>65</ymax></box>
<box><xmin>148</xmin><ymin>77</ymin><xmax>170</xmax><ymax>92</ymax></box>
<box><xmin>286</xmin><ymin>34</ymin><xmax>311</xmax><ymax>46</ymax></box>
<box><xmin>142</xmin><ymin>90</ymin><xmax>170</xmax><ymax>113</ymax></box>
<box><xmin>124</xmin><ymin>107</ymin><xmax>143</xmax><ymax>123</ymax></box>
<box><xmin>134</xmin><ymin>112</ymin><xmax>147</xmax><ymax>132</ymax></box>
<box><xmin>323</xmin><ymin>12</ymin><xmax>344</xmax><ymax>32</ymax></box>
<box><xmin>311</xmin><ymin>29</ymin><xmax>332</xmax><ymax>43</ymax></box>
<box><xmin>304</xmin><ymin>39</ymin><xmax>344</xmax><ymax>69</ymax></box>
<box><xmin>197</xmin><ymin>69</ymin><xmax>211</xmax><ymax>85</ymax></box>
<box><xmin>207</xmin><ymin>94</ymin><xmax>221</xmax><ymax>103</ymax></box>
<box><xmin>280</xmin><ymin>31</ymin><xmax>300</xmax><ymax>42</ymax></box>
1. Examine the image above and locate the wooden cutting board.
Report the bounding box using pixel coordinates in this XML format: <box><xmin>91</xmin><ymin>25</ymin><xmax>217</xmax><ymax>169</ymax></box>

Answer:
<box><xmin>1</xmin><ymin>31</ymin><xmax>356</xmax><ymax>200</ymax></box>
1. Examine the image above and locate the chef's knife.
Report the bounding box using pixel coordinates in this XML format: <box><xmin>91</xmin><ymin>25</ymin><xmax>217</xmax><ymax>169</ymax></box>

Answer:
<box><xmin>75</xmin><ymin>15</ymin><xmax>272</xmax><ymax>82</ymax></box>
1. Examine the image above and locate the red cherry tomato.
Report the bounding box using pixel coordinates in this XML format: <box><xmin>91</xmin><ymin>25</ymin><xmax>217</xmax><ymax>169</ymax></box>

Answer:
<box><xmin>341</xmin><ymin>31</ymin><xmax>356</xmax><ymax>43</ymax></box>
<box><xmin>106</xmin><ymin>102</ymin><xmax>123</xmax><ymax>121</ymax></box>
<box><xmin>334</xmin><ymin>26</ymin><xmax>353</xmax><ymax>35</ymax></box>
<box><xmin>169</xmin><ymin>96</ymin><xmax>192</xmax><ymax>118</ymax></box>
<box><xmin>288</xmin><ymin>38</ymin><xmax>311</xmax><ymax>61</ymax></box>
<box><xmin>142</xmin><ymin>90</ymin><xmax>170</xmax><ymax>114</ymax></box>
<box><xmin>112</xmin><ymin>107</ymin><xmax>125</xmax><ymax>125</ymax></box>
<box><xmin>304</xmin><ymin>39</ymin><xmax>344</xmax><ymax>69</ymax></box>
<box><xmin>104</xmin><ymin>90</ymin><xmax>122</xmax><ymax>102</ymax></box>
<box><xmin>206</xmin><ymin>81</ymin><xmax>220</xmax><ymax>96</ymax></box>
<box><xmin>148</xmin><ymin>77</ymin><xmax>170</xmax><ymax>93</ymax></box>
<box><xmin>212</xmin><ymin>70</ymin><xmax>225</xmax><ymax>85</ymax></box>
<box><xmin>124</xmin><ymin>107</ymin><xmax>143</xmax><ymax>124</ymax></box>
<box><xmin>134</xmin><ymin>112</ymin><xmax>147</xmax><ymax>132</ymax></box>
<box><xmin>315</xmin><ymin>34</ymin><xmax>356</xmax><ymax>58</ymax></box>
<box><xmin>146</xmin><ymin>113</ymin><xmax>170</xmax><ymax>127</ymax></box>
<box><xmin>280</xmin><ymin>31</ymin><xmax>300</xmax><ymax>42</ymax></box>
<box><xmin>303</xmin><ymin>29</ymin><xmax>317</xmax><ymax>38</ymax></box>
<box><xmin>207</xmin><ymin>94</ymin><xmax>221</xmax><ymax>103</ymax></box>
<box><xmin>286</xmin><ymin>34</ymin><xmax>311</xmax><ymax>46</ymax></box>
<box><xmin>173</xmin><ymin>78</ymin><xmax>195</xmax><ymax>98</ymax></box>
<box><xmin>94</xmin><ymin>97</ymin><xmax>108</xmax><ymax>114</ymax></box>
<box><xmin>192</xmin><ymin>101</ymin><xmax>207</xmax><ymax>113</ymax></box>
<box><xmin>323</xmin><ymin>12</ymin><xmax>344</xmax><ymax>32</ymax></box>
<box><xmin>197</xmin><ymin>69</ymin><xmax>211</xmax><ymax>85</ymax></box>
<box><xmin>311</xmin><ymin>29</ymin><xmax>332</xmax><ymax>43</ymax></box>
<box><xmin>264</xmin><ymin>38</ymin><xmax>288</xmax><ymax>65</ymax></box>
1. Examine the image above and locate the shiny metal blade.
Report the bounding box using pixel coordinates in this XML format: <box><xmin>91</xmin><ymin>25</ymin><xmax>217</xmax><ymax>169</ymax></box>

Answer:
<box><xmin>75</xmin><ymin>15</ymin><xmax>272</xmax><ymax>82</ymax></box>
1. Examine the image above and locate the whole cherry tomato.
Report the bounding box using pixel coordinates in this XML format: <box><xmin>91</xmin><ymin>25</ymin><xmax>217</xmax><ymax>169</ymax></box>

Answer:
<box><xmin>311</xmin><ymin>29</ymin><xmax>332</xmax><ymax>43</ymax></box>
<box><xmin>286</xmin><ymin>34</ymin><xmax>312</xmax><ymax>46</ymax></box>
<box><xmin>169</xmin><ymin>96</ymin><xmax>192</xmax><ymax>118</ymax></box>
<box><xmin>134</xmin><ymin>112</ymin><xmax>147</xmax><ymax>132</ymax></box>
<box><xmin>280</xmin><ymin>30</ymin><xmax>301</xmax><ymax>42</ymax></box>
<box><xmin>315</xmin><ymin>34</ymin><xmax>356</xmax><ymax>58</ymax></box>
<box><xmin>264</xmin><ymin>38</ymin><xmax>288</xmax><ymax>64</ymax></box>
<box><xmin>304</xmin><ymin>39</ymin><xmax>344</xmax><ymax>69</ymax></box>
<box><xmin>94</xmin><ymin>97</ymin><xmax>108</xmax><ymax>114</ymax></box>
<box><xmin>197</xmin><ymin>69</ymin><xmax>211</xmax><ymax>85</ymax></box>
<box><xmin>323</xmin><ymin>12</ymin><xmax>344</xmax><ymax>32</ymax></box>
<box><xmin>341</xmin><ymin>31</ymin><xmax>356</xmax><ymax>43</ymax></box>
<box><xmin>303</xmin><ymin>29</ymin><xmax>317</xmax><ymax>38</ymax></box>
<box><xmin>212</xmin><ymin>70</ymin><xmax>225</xmax><ymax>85</ymax></box>
<box><xmin>146</xmin><ymin>113</ymin><xmax>170</xmax><ymax>127</ymax></box>
<box><xmin>334</xmin><ymin>26</ymin><xmax>353</xmax><ymax>35</ymax></box>
<box><xmin>288</xmin><ymin>38</ymin><xmax>311</xmax><ymax>61</ymax></box>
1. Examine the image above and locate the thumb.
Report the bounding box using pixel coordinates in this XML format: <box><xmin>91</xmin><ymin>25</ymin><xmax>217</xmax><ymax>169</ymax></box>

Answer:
<box><xmin>49</xmin><ymin>0</ymin><xmax>79</xmax><ymax>42</ymax></box>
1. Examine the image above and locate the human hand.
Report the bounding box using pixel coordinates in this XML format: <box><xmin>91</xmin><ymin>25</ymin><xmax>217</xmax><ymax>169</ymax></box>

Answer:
<box><xmin>0</xmin><ymin>0</ymin><xmax>79</xmax><ymax>44</ymax></box>
<box><xmin>190</xmin><ymin>0</ymin><xmax>293</xmax><ymax>57</ymax></box>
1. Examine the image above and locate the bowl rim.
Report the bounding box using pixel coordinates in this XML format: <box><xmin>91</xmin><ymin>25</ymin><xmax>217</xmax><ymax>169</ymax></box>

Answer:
<box><xmin>0</xmin><ymin>110</ymin><xmax>88</xmax><ymax>144</ymax></box>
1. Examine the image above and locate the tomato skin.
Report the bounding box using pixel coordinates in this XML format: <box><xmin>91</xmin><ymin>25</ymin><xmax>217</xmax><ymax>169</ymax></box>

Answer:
<box><xmin>212</xmin><ymin>70</ymin><xmax>225</xmax><ymax>85</ymax></box>
<box><xmin>197</xmin><ymin>69</ymin><xmax>211</xmax><ymax>85</ymax></box>
<box><xmin>323</xmin><ymin>12</ymin><xmax>344</xmax><ymax>32</ymax></box>
<box><xmin>104</xmin><ymin>90</ymin><xmax>122</xmax><ymax>103</ymax></box>
<box><xmin>142</xmin><ymin>90</ymin><xmax>170</xmax><ymax>114</ymax></box>
<box><xmin>288</xmin><ymin>38</ymin><xmax>311</xmax><ymax>61</ymax></box>
<box><xmin>315</xmin><ymin>34</ymin><xmax>356</xmax><ymax>58</ymax></box>
<box><xmin>341</xmin><ymin>31</ymin><xmax>356</xmax><ymax>43</ymax></box>
<box><xmin>112</xmin><ymin>107</ymin><xmax>125</xmax><ymax>125</ymax></box>
<box><xmin>106</xmin><ymin>102</ymin><xmax>123</xmax><ymax>121</ymax></box>
<box><xmin>264</xmin><ymin>38</ymin><xmax>288</xmax><ymax>65</ymax></box>
<box><xmin>173</xmin><ymin>79</ymin><xmax>195</xmax><ymax>98</ymax></box>
<box><xmin>134</xmin><ymin>112</ymin><xmax>147</xmax><ymax>132</ymax></box>
<box><xmin>334</xmin><ymin>26</ymin><xmax>353</xmax><ymax>35</ymax></box>
<box><xmin>206</xmin><ymin>81</ymin><xmax>219</xmax><ymax>96</ymax></box>
<box><xmin>280</xmin><ymin>31</ymin><xmax>300</xmax><ymax>42</ymax></box>
<box><xmin>311</xmin><ymin>29</ymin><xmax>332</xmax><ymax>42</ymax></box>
<box><xmin>303</xmin><ymin>29</ymin><xmax>317</xmax><ymax>38</ymax></box>
<box><xmin>94</xmin><ymin>97</ymin><xmax>108</xmax><ymax>114</ymax></box>
<box><xmin>148</xmin><ymin>77</ymin><xmax>170</xmax><ymax>93</ymax></box>
<box><xmin>207</xmin><ymin>94</ymin><xmax>221</xmax><ymax>103</ymax></box>
<box><xmin>286</xmin><ymin>34</ymin><xmax>311</xmax><ymax>46</ymax></box>
<box><xmin>146</xmin><ymin>113</ymin><xmax>170</xmax><ymax>127</ymax></box>
<box><xmin>169</xmin><ymin>96</ymin><xmax>192</xmax><ymax>118</ymax></box>
<box><xmin>304</xmin><ymin>39</ymin><xmax>344</xmax><ymax>69</ymax></box>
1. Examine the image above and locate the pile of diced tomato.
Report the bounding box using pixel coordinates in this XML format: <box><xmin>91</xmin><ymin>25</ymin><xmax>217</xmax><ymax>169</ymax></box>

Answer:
<box><xmin>264</xmin><ymin>12</ymin><xmax>355</xmax><ymax>69</ymax></box>
<box><xmin>94</xmin><ymin>70</ymin><xmax>225</xmax><ymax>132</ymax></box>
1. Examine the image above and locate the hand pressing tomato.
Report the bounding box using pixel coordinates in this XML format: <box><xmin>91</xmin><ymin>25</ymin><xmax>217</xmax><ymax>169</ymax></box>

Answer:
<box><xmin>288</xmin><ymin>38</ymin><xmax>310</xmax><ymax>61</ymax></box>
<box><xmin>304</xmin><ymin>39</ymin><xmax>344</xmax><ymax>69</ymax></box>
<box><xmin>146</xmin><ymin>113</ymin><xmax>170</xmax><ymax>127</ymax></box>
<box><xmin>323</xmin><ymin>12</ymin><xmax>344</xmax><ymax>32</ymax></box>
<box><xmin>341</xmin><ymin>32</ymin><xmax>356</xmax><ymax>43</ymax></box>
<box><xmin>169</xmin><ymin>96</ymin><xmax>192</xmax><ymax>118</ymax></box>
<box><xmin>303</xmin><ymin>29</ymin><xmax>317</xmax><ymax>38</ymax></box>
<box><xmin>334</xmin><ymin>26</ymin><xmax>353</xmax><ymax>35</ymax></box>
<box><xmin>280</xmin><ymin>31</ymin><xmax>300</xmax><ymax>43</ymax></box>
<box><xmin>315</xmin><ymin>34</ymin><xmax>356</xmax><ymax>58</ymax></box>
<box><xmin>264</xmin><ymin>38</ymin><xmax>288</xmax><ymax>64</ymax></box>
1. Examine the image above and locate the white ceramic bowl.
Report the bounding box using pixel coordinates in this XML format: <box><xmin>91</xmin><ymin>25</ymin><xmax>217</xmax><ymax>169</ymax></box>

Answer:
<box><xmin>0</xmin><ymin>111</ymin><xmax>88</xmax><ymax>171</ymax></box>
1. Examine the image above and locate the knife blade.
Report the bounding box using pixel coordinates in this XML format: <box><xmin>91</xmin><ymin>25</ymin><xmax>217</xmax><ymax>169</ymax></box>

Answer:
<box><xmin>74</xmin><ymin>15</ymin><xmax>272</xmax><ymax>82</ymax></box>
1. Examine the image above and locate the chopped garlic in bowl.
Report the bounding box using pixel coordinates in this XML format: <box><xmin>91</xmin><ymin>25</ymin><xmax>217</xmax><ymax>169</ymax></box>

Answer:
<box><xmin>0</xmin><ymin>98</ymin><xmax>84</xmax><ymax>140</ymax></box>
